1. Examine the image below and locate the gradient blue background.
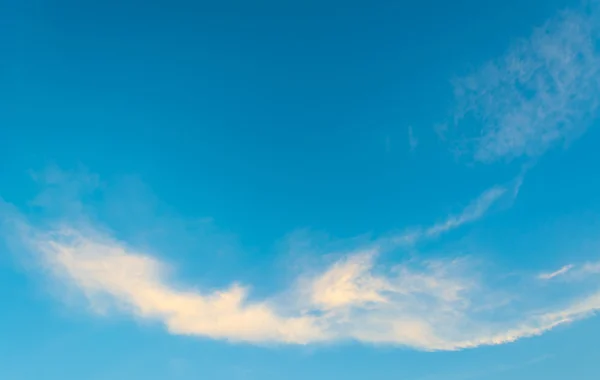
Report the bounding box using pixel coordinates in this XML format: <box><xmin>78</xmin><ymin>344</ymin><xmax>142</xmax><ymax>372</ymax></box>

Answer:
<box><xmin>3</xmin><ymin>0</ymin><xmax>600</xmax><ymax>379</ymax></box>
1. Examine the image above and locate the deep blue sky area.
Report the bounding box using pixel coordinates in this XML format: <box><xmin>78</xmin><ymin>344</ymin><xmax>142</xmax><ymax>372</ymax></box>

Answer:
<box><xmin>2</xmin><ymin>0</ymin><xmax>571</xmax><ymax>240</ymax></box>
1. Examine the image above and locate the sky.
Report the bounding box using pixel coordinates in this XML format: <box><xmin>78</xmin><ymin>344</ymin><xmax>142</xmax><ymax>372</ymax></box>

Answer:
<box><xmin>3</xmin><ymin>0</ymin><xmax>600</xmax><ymax>379</ymax></box>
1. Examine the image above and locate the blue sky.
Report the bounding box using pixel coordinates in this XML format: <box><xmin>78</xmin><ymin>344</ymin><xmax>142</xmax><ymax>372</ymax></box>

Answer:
<box><xmin>3</xmin><ymin>0</ymin><xmax>600</xmax><ymax>378</ymax></box>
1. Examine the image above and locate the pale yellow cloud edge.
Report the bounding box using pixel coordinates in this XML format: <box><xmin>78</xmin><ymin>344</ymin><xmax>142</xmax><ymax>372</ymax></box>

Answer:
<box><xmin>5</xmin><ymin>179</ymin><xmax>599</xmax><ymax>351</ymax></box>
<box><xmin>24</xmin><ymin>223</ymin><xmax>600</xmax><ymax>351</ymax></box>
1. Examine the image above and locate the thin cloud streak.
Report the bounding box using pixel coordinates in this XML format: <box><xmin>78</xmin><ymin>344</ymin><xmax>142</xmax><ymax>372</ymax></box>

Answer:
<box><xmin>386</xmin><ymin>178</ymin><xmax>520</xmax><ymax>248</ymax></box>
<box><xmin>425</xmin><ymin>186</ymin><xmax>506</xmax><ymax>237</ymax></box>
<box><xmin>539</xmin><ymin>264</ymin><xmax>574</xmax><ymax>280</ymax></box>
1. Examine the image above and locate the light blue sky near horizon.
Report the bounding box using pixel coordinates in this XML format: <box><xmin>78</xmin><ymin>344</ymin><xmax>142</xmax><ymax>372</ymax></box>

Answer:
<box><xmin>3</xmin><ymin>0</ymin><xmax>600</xmax><ymax>379</ymax></box>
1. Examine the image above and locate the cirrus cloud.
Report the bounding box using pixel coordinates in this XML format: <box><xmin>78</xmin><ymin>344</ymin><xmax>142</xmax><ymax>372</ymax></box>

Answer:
<box><xmin>450</xmin><ymin>1</ymin><xmax>600</xmax><ymax>162</ymax></box>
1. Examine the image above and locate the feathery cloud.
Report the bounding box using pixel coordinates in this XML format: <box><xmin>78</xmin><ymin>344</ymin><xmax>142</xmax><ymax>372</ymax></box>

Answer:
<box><xmin>451</xmin><ymin>1</ymin><xmax>600</xmax><ymax>162</ymax></box>
<box><xmin>425</xmin><ymin>186</ymin><xmax>507</xmax><ymax>237</ymax></box>
<box><xmin>11</xmin><ymin>223</ymin><xmax>600</xmax><ymax>351</ymax></box>
<box><xmin>386</xmin><ymin>178</ymin><xmax>520</xmax><ymax>247</ymax></box>
<box><xmin>3</xmin><ymin>171</ymin><xmax>599</xmax><ymax>351</ymax></box>
<box><xmin>29</xmin><ymin>227</ymin><xmax>325</xmax><ymax>344</ymax></box>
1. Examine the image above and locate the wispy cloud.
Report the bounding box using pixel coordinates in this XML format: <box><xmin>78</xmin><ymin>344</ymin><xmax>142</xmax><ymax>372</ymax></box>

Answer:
<box><xmin>424</xmin><ymin>186</ymin><xmax>506</xmax><ymax>237</ymax></box>
<box><xmin>536</xmin><ymin>261</ymin><xmax>600</xmax><ymax>281</ymax></box>
<box><xmin>12</xmin><ymin>223</ymin><xmax>600</xmax><ymax>351</ymax></box>
<box><xmin>31</xmin><ymin>228</ymin><xmax>326</xmax><ymax>344</ymax></box>
<box><xmin>3</xmin><ymin>170</ymin><xmax>600</xmax><ymax>351</ymax></box>
<box><xmin>539</xmin><ymin>264</ymin><xmax>575</xmax><ymax>280</ymax></box>
<box><xmin>450</xmin><ymin>1</ymin><xmax>600</xmax><ymax>162</ymax></box>
<box><xmin>582</xmin><ymin>262</ymin><xmax>600</xmax><ymax>274</ymax></box>
<box><xmin>386</xmin><ymin>178</ymin><xmax>520</xmax><ymax>247</ymax></box>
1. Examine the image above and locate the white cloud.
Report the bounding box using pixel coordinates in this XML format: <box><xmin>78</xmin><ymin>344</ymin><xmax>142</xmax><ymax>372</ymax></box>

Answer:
<box><xmin>30</xmin><ymin>227</ymin><xmax>326</xmax><ymax>344</ymax></box>
<box><xmin>16</xmin><ymin>224</ymin><xmax>600</xmax><ymax>351</ymax></box>
<box><xmin>386</xmin><ymin>180</ymin><xmax>518</xmax><ymax>247</ymax></box>
<box><xmin>5</xmin><ymin>196</ymin><xmax>600</xmax><ymax>351</ymax></box>
<box><xmin>537</xmin><ymin>261</ymin><xmax>600</xmax><ymax>281</ymax></box>
<box><xmin>451</xmin><ymin>2</ymin><xmax>600</xmax><ymax>162</ymax></box>
<box><xmin>539</xmin><ymin>264</ymin><xmax>575</xmax><ymax>280</ymax></box>
<box><xmin>3</xmin><ymin>169</ymin><xmax>600</xmax><ymax>351</ymax></box>
<box><xmin>308</xmin><ymin>250</ymin><xmax>390</xmax><ymax>309</ymax></box>
<box><xmin>425</xmin><ymin>186</ymin><xmax>507</xmax><ymax>237</ymax></box>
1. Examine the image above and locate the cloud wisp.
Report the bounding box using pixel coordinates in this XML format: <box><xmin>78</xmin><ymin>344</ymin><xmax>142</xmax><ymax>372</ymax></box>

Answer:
<box><xmin>539</xmin><ymin>264</ymin><xmax>575</xmax><ymax>280</ymax></box>
<box><xmin>3</xmin><ymin>173</ymin><xmax>600</xmax><ymax>352</ymax></box>
<box><xmin>30</xmin><ymin>227</ymin><xmax>326</xmax><ymax>344</ymax></box>
<box><xmin>450</xmin><ymin>1</ymin><xmax>600</xmax><ymax>162</ymax></box>
<box><xmin>424</xmin><ymin>186</ymin><xmax>506</xmax><ymax>238</ymax></box>
<box><xmin>386</xmin><ymin>177</ymin><xmax>520</xmax><ymax>247</ymax></box>
<box><xmin>10</xmin><ymin>223</ymin><xmax>600</xmax><ymax>351</ymax></box>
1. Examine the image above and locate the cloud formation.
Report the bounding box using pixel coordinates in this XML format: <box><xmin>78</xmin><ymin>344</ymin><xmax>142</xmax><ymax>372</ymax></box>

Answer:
<box><xmin>3</xmin><ymin>173</ymin><xmax>599</xmax><ymax>352</ymax></box>
<box><xmin>451</xmin><ymin>1</ymin><xmax>600</xmax><ymax>162</ymax></box>
<box><xmin>30</xmin><ymin>227</ymin><xmax>325</xmax><ymax>344</ymax></box>
<box><xmin>10</xmin><ymin>223</ymin><xmax>600</xmax><ymax>351</ymax></box>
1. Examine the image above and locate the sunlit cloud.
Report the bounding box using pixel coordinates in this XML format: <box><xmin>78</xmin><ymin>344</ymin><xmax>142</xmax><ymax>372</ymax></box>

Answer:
<box><xmin>3</xmin><ymin>171</ymin><xmax>600</xmax><ymax>351</ymax></box>
<box><xmin>10</xmin><ymin>222</ymin><xmax>600</xmax><ymax>351</ymax></box>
